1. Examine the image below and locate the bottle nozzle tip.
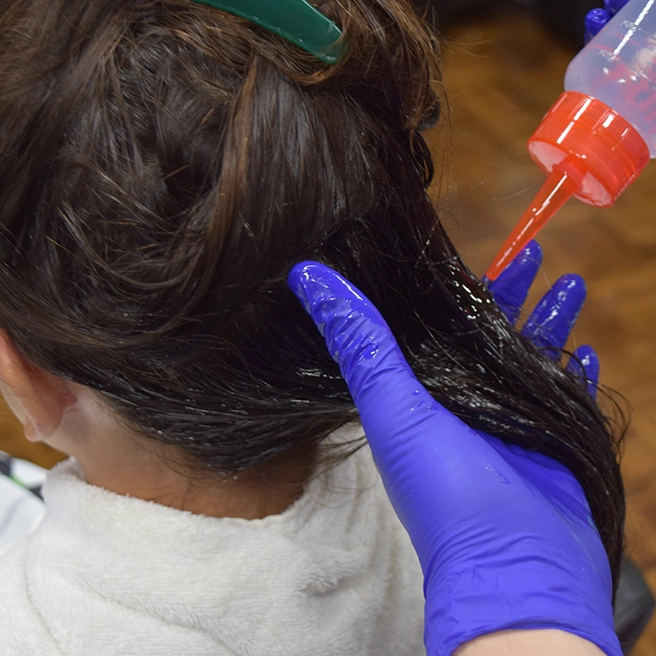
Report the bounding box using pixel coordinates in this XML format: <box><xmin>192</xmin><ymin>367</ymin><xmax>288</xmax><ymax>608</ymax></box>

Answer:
<box><xmin>486</xmin><ymin>167</ymin><xmax>579</xmax><ymax>282</ymax></box>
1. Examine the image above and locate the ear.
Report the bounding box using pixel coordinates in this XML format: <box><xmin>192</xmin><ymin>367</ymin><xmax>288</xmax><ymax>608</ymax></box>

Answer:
<box><xmin>0</xmin><ymin>331</ymin><xmax>75</xmax><ymax>442</ymax></box>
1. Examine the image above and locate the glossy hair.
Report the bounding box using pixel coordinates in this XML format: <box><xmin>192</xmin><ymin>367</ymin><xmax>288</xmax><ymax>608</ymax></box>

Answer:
<box><xmin>0</xmin><ymin>0</ymin><xmax>624</xmax><ymax>586</ymax></box>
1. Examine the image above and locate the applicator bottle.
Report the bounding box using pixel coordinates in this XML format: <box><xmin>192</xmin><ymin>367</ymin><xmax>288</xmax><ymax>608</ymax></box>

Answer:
<box><xmin>486</xmin><ymin>0</ymin><xmax>654</xmax><ymax>280</ymax></box>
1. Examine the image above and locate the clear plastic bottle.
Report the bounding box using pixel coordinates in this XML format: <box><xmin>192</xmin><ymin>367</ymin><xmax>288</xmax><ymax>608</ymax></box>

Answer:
<box><xmin>487</xmin><ymin>0</ymin><xmax>655</xmax><ymax>280</ymax></box>
<box><xmin>567</xmin><ymin>0</ymin><xmax>656</xmax><ymax>155</ymax></box>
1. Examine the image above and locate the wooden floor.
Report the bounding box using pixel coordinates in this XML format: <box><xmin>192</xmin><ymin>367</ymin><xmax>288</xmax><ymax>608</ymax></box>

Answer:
<box><xmin>429</xmin><ymin>6</ymin><xmax>656</xmax><ymax>654</ymax></box>
<box><xmin>0</xmin><ymin>4</ymin><xmax>655</xmax><ymax>653</ymax></box>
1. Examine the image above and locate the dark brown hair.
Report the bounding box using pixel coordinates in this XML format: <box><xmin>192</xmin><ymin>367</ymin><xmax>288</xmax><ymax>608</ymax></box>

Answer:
<box><xmin>0</xmin><ymin>0</ymin><xmax>624</xmax><ymax>587</ymax></box>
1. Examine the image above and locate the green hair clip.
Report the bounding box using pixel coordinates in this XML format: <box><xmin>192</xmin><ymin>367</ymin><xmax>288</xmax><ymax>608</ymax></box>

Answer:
<box><xmin>191</xmin><ymin>0</ymin><xmax>347</xmax><ymax>64</ymax></box>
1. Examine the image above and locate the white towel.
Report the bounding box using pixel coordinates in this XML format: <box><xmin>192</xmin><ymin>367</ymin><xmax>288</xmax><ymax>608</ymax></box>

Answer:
<box><xmin>0</xmin><ymin>424</ymin><xmax>425</xmax><ymax>655</ymax></box>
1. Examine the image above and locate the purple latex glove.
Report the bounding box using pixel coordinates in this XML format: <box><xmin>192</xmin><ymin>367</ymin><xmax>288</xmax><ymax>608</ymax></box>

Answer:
<box><xmin>487</xmin><ymin>240</ymin><xmax>600</xmax><ymax>396</ymax></box>
<box><xmin>288</xmin><ymin>261</ymin><xmax>621</xmax><ymax>656</ymax></box>
<box><xmin>585</xmin><ymin>0</ymin><xmax>630</xmax><ymax>42</ymax></box>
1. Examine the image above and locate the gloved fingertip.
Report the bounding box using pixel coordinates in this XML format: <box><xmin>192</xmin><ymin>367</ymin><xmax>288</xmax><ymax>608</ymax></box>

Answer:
<box><xmin>487</xmin><ymin>240</ymin><xmax>543</xmax><ymax>325</ymax></box>
<box><xmin>552</xmin><ymin>274</ymin><xmax>587</xmax><ymax>317</ymax></box>
<box><xmin>287</xmin><ymin>260</ymin><xmax>393</xmax><ymax>374</ymax></box>
<box><xmin>288</xmin><ymin>261</ymin><xmax>375</xmax><ymax>342</ymax></box>
<box><xmin>568</xmin><ymin>345</ymin><xmax>600</xmax><ymax>398</ymax></box>
<box><xmin>585</xmin><ymin>8</ymin><xmax>611</xmax><ymax>43</ymax></box>
<box><xmin>555</xmin><ymin>272</ymin><xmax>587</xmax><ymax>296</ymax></box>
<box><xmin>287</xmin><ymin>261</ymin><xmax>315</xmax><ymax>316</ymax></box>
<box><xmin>489</xmin><ymin>240</ymin><xmax>543</xmax><ymax>284</ymax></box>
<box><xmin>521</xmin><ymin>273</ymin><xmax>586</xmax><ymax>351</ymax></box>
<box><xmin>519</xmin><ymin>239</ymin><xmax>543</xmax><ymax>264</ymax></box>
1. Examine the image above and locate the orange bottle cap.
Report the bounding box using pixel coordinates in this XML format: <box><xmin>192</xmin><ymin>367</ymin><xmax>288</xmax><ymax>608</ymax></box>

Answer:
<box><xmin>528</xmin><ymin>90</ymin><xmax>649</xmax><ymax>207</ymax></box>
<box><xmin>485</xmin><ymin>91</ymin><xmax>650</xmax><ymax>281</ymax></box>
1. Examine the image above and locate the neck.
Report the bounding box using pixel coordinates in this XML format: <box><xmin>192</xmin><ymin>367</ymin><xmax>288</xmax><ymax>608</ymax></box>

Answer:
<box><xmin>47</xmin><ymin>388</ymin><xmax>318</xmax><ymax>519</ymax></box>
<box><xmin>78</xmin><ymin>439</ymin><xmax>318</xmax><ymax>520</ymax></box>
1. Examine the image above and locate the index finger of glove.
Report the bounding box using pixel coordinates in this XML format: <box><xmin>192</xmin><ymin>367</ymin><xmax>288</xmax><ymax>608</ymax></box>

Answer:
<box><xmin>287</xmin><ymin>261</ymin><xmax>471</xmax><ymax>472</ymax></box>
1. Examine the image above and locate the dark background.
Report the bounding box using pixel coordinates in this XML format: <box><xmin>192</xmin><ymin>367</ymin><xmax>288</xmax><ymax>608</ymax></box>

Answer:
<box><xmin>416</xmin><ymin>0</ymin><xmax>601</xmax><ymax>46</ymax></box>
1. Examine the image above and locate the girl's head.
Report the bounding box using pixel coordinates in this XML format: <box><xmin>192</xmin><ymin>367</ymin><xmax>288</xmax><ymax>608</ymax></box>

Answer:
<box><xmin>0</xmin><ymin>0</ymin><xmax>624</xmax><ymax>583</ymax></box>
<box><xmin>0</xmin><ymin>0</ymin><xmax>441</xmax><ymax>468</ymax></box>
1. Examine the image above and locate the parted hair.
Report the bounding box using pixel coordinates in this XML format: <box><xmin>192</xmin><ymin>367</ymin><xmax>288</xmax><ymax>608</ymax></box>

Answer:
<box><xmin>0</xmin><ymin>0</ymin><xmax>624</xmax><ymax>587</ymax></box>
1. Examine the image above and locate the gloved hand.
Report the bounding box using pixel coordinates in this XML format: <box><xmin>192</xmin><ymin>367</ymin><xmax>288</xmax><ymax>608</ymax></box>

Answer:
<box><xmin>486</xmin><ymin>240</ymin><xmax>599</xmax><ymax>396</ymax></box>
<box><xmin>585</xmin><ymin>0</ymin><xmax>630</xmax><ymax>43</ymax></box>
<box><xmin>288</xmin><ymin>260</ymin><xmax>621</xmax><ymax>656</ymax></box>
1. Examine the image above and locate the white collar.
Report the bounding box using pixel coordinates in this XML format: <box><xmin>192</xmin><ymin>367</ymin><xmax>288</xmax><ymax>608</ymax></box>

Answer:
<box><xmin>22</xmin><ymin>424</ymin><xmax>425</xmax><ymax>655</ymax></box>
